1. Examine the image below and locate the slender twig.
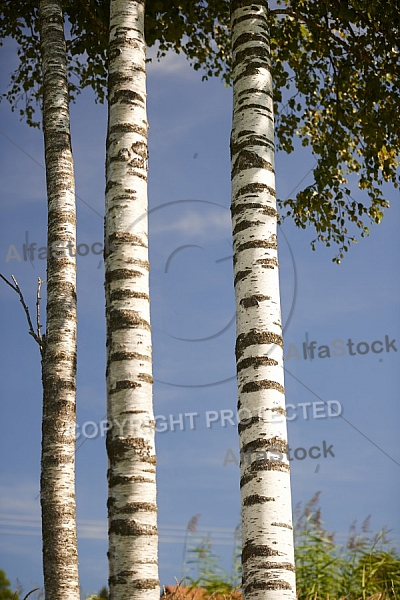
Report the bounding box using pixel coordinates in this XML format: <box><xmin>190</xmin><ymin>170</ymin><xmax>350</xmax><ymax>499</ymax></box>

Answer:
<box><xmin>0</xmin><ymin>273</ymin><xmax>44</xmax><ymax>352</ymax></box>
<box><xmin>36</xmin><ymin>277</ymin><xmax>44</xmax><ymax>342</ymax></box>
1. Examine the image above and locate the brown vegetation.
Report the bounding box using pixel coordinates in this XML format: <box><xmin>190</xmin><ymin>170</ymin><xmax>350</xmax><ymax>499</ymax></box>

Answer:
<box><xmin>162</xmin><ymin>585</ymin><xmax>242</xmax><ymax>600</ymax></box>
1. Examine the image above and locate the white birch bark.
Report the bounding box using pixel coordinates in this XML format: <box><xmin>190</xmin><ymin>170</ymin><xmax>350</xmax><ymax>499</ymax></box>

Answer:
<box><xmin>38</xmin><ymin>1</ymin><xmax>80</xmax><ymax>598</ymax></box>
<box><xmin>230</xmin><ymin>1</ymin><xmax>297</xmax><ymax>599</ymax></box>
<box><xmin>105</xmin><ymin>2</ymin><xmax>159</xmax><ymax>600</ymax></box>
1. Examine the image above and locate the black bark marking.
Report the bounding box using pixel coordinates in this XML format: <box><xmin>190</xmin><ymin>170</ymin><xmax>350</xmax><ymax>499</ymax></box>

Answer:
<box><xmin>242</xmin><ymin>379</ymin><xmax>285</xmax><ymax>394</ymax></box>
<box><xmin>43</xmin><ymin>351</ymin><xmax>76</xmax><ymax>363</ymax></box>
<box><xmin>236</xmin><ymin>330</ymin><xmax>283</xmax><ymax>360</ymax></box>
<box><xmin>109</xmin><ymin>309</ymin><xmax>150</xmax><ymax>331</ymax></box>
<box><xmin>242</xmin><ymin>541</ymin><xmax>280</xmax><ymax>563</ymax></box>
<box><xmin>237</xmin><ymin>88</ymin><xmax>273</xmax><ymax>102</ymax></box>
<box><xmin>127</xmin><ymin>157</ymin><xmax>146</xmax><ymax>170</ymax></box>
<box><xmin>252</xmin><ymin>458</ymin><xmax>289</xmax><ymax>473</ymax></box>
<box><xmin>234</xmin><ymin>44</ymin><xmax>271</xmax><ymax>68</ymax></box>
<box><xmin>109</xmin><ymin>149</ymin><xmax>146</xmax><ymax>167</ymax></box>
<box><xmin>105</xmin><ymin>180</ymin><xmax>119</xmax><ymax>193</ymax></box>
<box><xmin>108</xmin><ymin>474</ymin><xmax>154</xmax><ymax>487</ymax></box>
<box><xmin>41</xmin><ymin>379</ymin><xmax>76</xmax><ymax>394</ymax></box>
<box><xmin>109</xmin><ymin>519</ymin><xmax>157</xmax><ymax>537</ymax></box>
<box><xmin>106</xmin><ymin>269</ymin><xmax>142</xmax><ymax>283</ymax></box>
<box><xmin>46</xmin><ymin>281</ymin><xmax>76</xmax><ymax>301</ymax></box>
<box><xmin>108</xmin><ymin>232</ymin><xmax>147</xmax><ymax>247</ymax></box>
<box><xmin>234</xmin><ymin>61</ymin><xmax>272</xmax><ymax>83</ymax></box>
<box><xmin>232</xmin><ymin>31</ymin><xmax>269</xmax><ymax>52</ymax></box>
<box><xmin>126</xmin><ymin>169</ymin><xmax>148</xmax><ymax>182</ymax></box>
<box><xmin>41</xmin><ymin>398</ymin><xmax>76</xmax><ymax>420</ymax></box>
<box><xmin>240</xmin><ymin>295</ymin><xmax>260</xmax><ymax>308</ymax></box>
<box><xmin>42</xmin><ymin>454</ymin><xmax>75</xmax><ymax>467</ymax></box>
<box><xmin>240</xmin><ymin>460</ymin><xmax>290</xmax><ymax>486</ymax></box>
<box><xmin>237</xmin><ymin>355</ymin><xmax>278</xmax><ymax>371</ymax></box>
<box><xmin>109</xmin><ymin>380</ymin><xmax>141</xmax><ymax>395</ymax></box>
<box><xmin>107</xmin><ymin>436</ymin><xmax>152</xmax><ymax>459</ymax></box>
<box><xmin>232</xmin><ymin>149</ymin><xmax>274</xmax><ymax>178</ymax></box>
<box><xmin>126</xmin><ymin>258</ymin><xmax>149</xmax><ymax>270</ymax></box>
<box><xmin>238</xmin><ymin>415</ymin><xmax>262</xmax><ymax>433</ymax></box>
<box><xmin>48</xmin><ymin>209</ymin><xmax>76</xmax><ymax>230</ymax></box>
<box><xmin>108</xmin><ymin>65</ymin><xmax>146</xmax><ymax>85</ymax></box>
<box><xmin>234</xmin><ymin>269</ymin><xmax>251</xmax><ymax>286</ymax></box>
<box><xmin>233</xmin><ymin>219</ymin><xmax>264</xmax><ymax>235</ymax></box>
<box><xmin>110</xmin><ymin>351</ymin><xmax>150</xmax><ymax>362</ymax></box>
<box><xmin>112</xmin><ymin>89</ymin><xmax>144</xmax><ymax>105</ymax></box>
<box><xmin>231</xmin><ymin>135</ymin><xmax>274</xmax><ymax>158</ymax></box>
<box><xmin>109</xmin><ymin>576</ymin><xmax>158</xmax><ymax>589</ymax></box>
<box><xmin>231</xmin><ymin>202</ymin><xmax>277</xmax><ymax>218</ymax></box>
<box><xmin>271</xmin><ymin>522</ymin><xmax>293</xmax><ymax>530</ymax></box>
<box><xmin>107</xmin><ymin>122</ymin><xmax>147</xmax><ymax>138</ymax></box>
<box><xmin>240</xmin><ymin>294</ymin><xmax>271</xmax><ymax>308</ymax></box>
<box><xmin>244</xmin><ymin>579</ymin><xmax>292</xmax><ymax>592</ymax></box>
<box><xmin>241</xmin><ymin>437</ymin><xmax>287</xmax><ymax>456</ymax></box>
<box><xmin>108</xmin><ymin>499</ymin><xmax>157</xmax><ymax>514</ymax></box>
<box><xmin>256</xmin><ymin>257</ymin><xmax>279</xmax><ymax>269</ymax></box>
<box><xmin>236</xmin><ymin>102</ymin><xmax>274</xmax><ymax>117</ymax></box>
<box><xmin>109</xmin><ymin>289</ymin><xmax>149</xmax><ymax>302</ymax></box>
<box><xmin>253</xmin><ymin>561</ymin><xmax>296</xmax><ymax>572</ymax></box>
<box><xmin>236</xmin><ymin>182</ymin><xmax>276</xmax><ymax>200</ymax></box>
<box><xmin>232</xmin><ymin>136</ymin><xmax>274</xmax><ymax>157</ymax></box>
<box><xmin>243</xmin><ymin>494</ymin><xmax>275</xmax><ymax>506</ymax></box>
<box><xmin>138</xmin><ymin>372</ymin><xmax>153</xmax><ymax>384</ymax></box>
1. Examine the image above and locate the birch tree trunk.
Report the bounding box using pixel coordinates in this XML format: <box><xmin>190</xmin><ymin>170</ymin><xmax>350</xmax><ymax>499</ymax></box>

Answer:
<box><xmin>230</xmin><ymin>1</ymin><xmax>297</xmax><ymax>598</ymax></box>
<box><xmin>39</xmin><ymin>1</ymin><xmax>80</xmax><ymax>599</ymax></box>
<box><xmin>105</xmin><ymin>2</ymin><xmax>159</xmax><ymax>599</ymax></box>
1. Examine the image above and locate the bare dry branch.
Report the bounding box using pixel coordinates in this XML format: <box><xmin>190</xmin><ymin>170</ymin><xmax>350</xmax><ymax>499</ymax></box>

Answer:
<box><xmin>36</xmin><ymin>277</ymin><xmax>44</xmax><ymax>342</ymax></box>
<box><xmin>0</xmin><ymin>273</ymin><xmax>45</xmax><ymax>353</ymax></box>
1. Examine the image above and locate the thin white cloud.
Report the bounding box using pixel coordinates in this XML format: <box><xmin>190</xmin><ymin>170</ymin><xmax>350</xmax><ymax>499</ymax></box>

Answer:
<box><xmin>147</xmin><ymin>46</ymin><xmax>196</xmax><ymax>77</ymax></box>
<box><xmin>0</xmin><ymin>480</ymin><xmax>40</xmax><ymax>515</ymax></box>
<box><xmin>151</xmin><ymin>210</ymin><xmax>231</xmax><ymax>238</ymax></box>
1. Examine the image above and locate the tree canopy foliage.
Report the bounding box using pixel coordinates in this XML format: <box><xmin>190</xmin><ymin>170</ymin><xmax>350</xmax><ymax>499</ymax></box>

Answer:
<box><xmin>0</xmin><ymin>1</ymin><xmax>230</xmax><ymax>125</ymax></box>
<box><xmin>270</xmin><ymin>0</ymin><xmax>400</xmax><ymax>258</ymax></box>
<box><xmin>0</xmin><ymin>0</ymin><xmax>399</xmax><ymax>258</ymax></box>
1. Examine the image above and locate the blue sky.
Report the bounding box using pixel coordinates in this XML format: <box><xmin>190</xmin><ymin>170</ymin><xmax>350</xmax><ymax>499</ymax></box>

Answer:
<box><xmin>0</xmin><ymin>34</ymin><xmax>399</xmax><ymax>598</ymax></box>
